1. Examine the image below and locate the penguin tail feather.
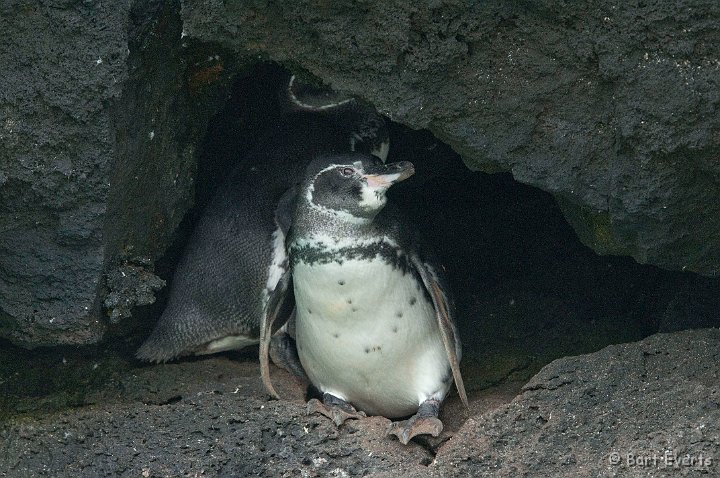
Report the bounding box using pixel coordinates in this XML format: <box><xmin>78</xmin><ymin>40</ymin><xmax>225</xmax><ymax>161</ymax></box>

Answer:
<box><xmin>135</xmin><ymin>336</ymin><xmax>181</xmax><ymax>364</ymax></box>
<box><xmin>135</xmin><ymin>309</ymin><xmax>192</xmax><ymax>363</ymax></box>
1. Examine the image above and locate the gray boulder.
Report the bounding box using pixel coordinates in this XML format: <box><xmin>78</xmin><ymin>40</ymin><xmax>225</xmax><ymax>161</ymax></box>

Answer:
<box><xmin>429</xmin><ymin>328</ymin><xmax>720</xmax><ymax>477</ymax></box>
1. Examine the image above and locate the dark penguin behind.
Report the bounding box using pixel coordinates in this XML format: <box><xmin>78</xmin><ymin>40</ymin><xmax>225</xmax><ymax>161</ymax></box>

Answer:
<box><xmin>137</xmin><ymin>66</ymin><xmax>388</xmax><ymax>362</ymax></box>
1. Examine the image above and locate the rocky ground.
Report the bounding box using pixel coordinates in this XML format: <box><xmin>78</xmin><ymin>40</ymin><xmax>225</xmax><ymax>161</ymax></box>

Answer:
<box><xmin>0</xmin><ymin>350</ymin><xmax>520</xmax><ymax>477</ymax></box>
<box><xmin>2</xmin><ymin>328</ymin><xmax>718</xmax><ymax>477</ymax></box>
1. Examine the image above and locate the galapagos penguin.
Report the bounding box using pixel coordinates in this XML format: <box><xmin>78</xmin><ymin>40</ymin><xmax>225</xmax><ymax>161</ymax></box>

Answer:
<box><xmin>136</xmin><ymin>75</ymin><xmax>388</xmax><ymax>366</ymax></box>
<box><xmin>260</xmin><ymin>152</ymin><xmax>467</xmax><ymax>444</ymax></box>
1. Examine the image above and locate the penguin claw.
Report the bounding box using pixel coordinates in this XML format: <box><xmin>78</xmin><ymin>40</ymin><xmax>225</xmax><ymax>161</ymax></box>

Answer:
<box><xmin>306</xmin><ymin>398</ymin><xmax>366</xmax><ymax>426</ymax></box>
<box><xmin>387</xmin><ymin>416</ymin><xmax>443</xmax><ymax>445</ymax></box>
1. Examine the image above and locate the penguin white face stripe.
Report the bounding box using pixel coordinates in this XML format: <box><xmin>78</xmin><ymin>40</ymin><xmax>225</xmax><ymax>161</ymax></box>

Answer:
<box><xmin>358</xmin><ymin>182</ymin><xmax>388</xmax><ymax>211</ymax></box>
<box><xmin>287</xmin><ymin>75</ymin><xmax>354</xmax><ymax>111</ymax></box>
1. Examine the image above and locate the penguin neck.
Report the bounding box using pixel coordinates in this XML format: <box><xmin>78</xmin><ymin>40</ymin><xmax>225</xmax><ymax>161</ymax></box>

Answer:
<box><xmin>291</xmin><ymin>201</ymin><xmax>380</xmax><ymax>248</ymax></box>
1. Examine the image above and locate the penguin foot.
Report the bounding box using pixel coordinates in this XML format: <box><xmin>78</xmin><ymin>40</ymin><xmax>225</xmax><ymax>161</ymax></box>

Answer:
<box><xmin>387</xmin><ymin>398</ymin><xmax>443</xmax><ymax>445</ymax></box>
<box><xmin>387</xmin><ymin>416</ymin><xmax>443</xmax><ymax>445</ymax></box>
<box><xmin>307</xmin><ymin>393</ymin><xmax>366</xmax><ymax>427</ymax></box>
<box><xmin>269</xmin><ymin>332</ymin><xmax>308</xmax><ymax>382</ymax></box>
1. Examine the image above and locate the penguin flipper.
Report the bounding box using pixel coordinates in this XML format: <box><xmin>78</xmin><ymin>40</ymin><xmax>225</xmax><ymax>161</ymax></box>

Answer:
<box><xmin>259</xmin><ymin>188</ymin><xmax>298</xmax><ymax>398</ymax></box>
<box><xmin>259</xmin><ymin>268</ymin><xmax>292</xmax><ymax>399</ymax></box>
<box><xmin>411</xmin><ymin>256</ymin><xmax>468</xmax><ymax>407</ymax></box>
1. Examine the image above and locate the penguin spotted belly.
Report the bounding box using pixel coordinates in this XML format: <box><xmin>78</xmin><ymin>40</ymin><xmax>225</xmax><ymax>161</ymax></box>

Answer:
<box><xmin>258</xmin><ymin>153</ymin><xmax>467</xmax><ymax>444</ymax></box>
<box><xmin>293</xmin><ymin>256</ymin><xmax>452</xmax><ymax>418</ymax></box>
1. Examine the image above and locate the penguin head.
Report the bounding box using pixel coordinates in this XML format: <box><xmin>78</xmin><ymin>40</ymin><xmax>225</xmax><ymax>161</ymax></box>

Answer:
<box><xmin>301</xmin><ymin>153</ymin><xmax>414</xmax><ymax>222</ymax></box>
<box><xmin>284</xmin><ymin>75</ymin><xmax>390</xmax><ymax>163</ymax></box>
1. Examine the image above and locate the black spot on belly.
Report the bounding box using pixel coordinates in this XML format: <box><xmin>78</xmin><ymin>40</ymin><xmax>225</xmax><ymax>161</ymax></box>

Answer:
<box><xmin>338</xmin><ymin>280</ymin><xmax>345</xmax><ymax>286</ymax></box>
<box><xmin>333</xmin><ymin>333</ymin><xmax>339</xmax><ymax>339</ymax></box>
<box><xmin>395</xmin><ymin>311</ymin><xmax>403</xmax><ymax>318</ymax></box>
<box><xmin>392</xmin><ymin>326</ymin><xmax>398</xmax><ymax>333</ymax></box>
<box><xmin>364</xmin><ymin>347</ymin><xmax>370</xmax><ymax>354</ymax></box>
<box><xmin>307</xmin><ymin>308</ymin><xmax>312</xmax><ymax>314</ymax></box>
<box><xmin>409</xmin><ymin>297</ymin><xmax>417</xmax><ymax>306</ymax></box>
<box><xmin>346</xmin><ymin>298</ymin><xmax>352</xmax><ymax>304</ymax></box>
<box><xmin>352</xmin><ymin>307</ymin><xmax>358</xmax><ymax>312</ymax></box>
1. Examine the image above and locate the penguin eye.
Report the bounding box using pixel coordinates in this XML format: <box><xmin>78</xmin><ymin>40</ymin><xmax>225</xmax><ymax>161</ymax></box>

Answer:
<box><xmin>338</xmin><ymin>167</ymin><xmax>355</xmax><ymax>177</ymax></box>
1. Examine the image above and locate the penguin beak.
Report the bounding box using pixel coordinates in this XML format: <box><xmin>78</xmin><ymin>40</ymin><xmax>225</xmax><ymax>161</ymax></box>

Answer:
<box><xmin>362</xmin><ymin>161</ymin><xmax>415</xmax><ymax>188</ymax></box>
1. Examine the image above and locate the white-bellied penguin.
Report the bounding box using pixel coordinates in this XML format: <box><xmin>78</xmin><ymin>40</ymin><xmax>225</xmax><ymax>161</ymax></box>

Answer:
<box><xmin>260</xmin><ymin>152</ymin><xmax>467</xmax><ymax>444</ymax></box>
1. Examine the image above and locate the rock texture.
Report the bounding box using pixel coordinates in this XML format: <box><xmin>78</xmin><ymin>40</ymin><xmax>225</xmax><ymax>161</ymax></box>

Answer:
<box><xmin>1</xmin><ymin>0</ymin><xmax>718</xmax><ymax>346</ymax></box>
<box><xmin>0</xmin><ymin>1</ymin><xmax>231</xmax><ymax>346</ymax></box>
<box><xmin>182</xmin><ymin>0</ymin><xmax>720</xmax><ymax>277</ymax></box>
<box><xmin>2</xmin><ymin>329</ymin><xmax>717</xmax><ymax>477</ymax></box>
<box><xmin>0</xmin><ymin>1</ymin><xmax>131</xmax><ymax>346</ymax></box>
<box><xmin>426</xmin><ymin>328</ymin><xmax>720</xmax><ymax>477</ymax></box>
<box><xmin>0</xmin><ymin>355</ymin><xmax>501</xmax><ymax>477</ymax></box>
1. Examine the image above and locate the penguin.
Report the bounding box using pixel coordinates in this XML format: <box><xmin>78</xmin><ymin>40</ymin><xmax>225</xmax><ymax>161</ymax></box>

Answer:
<box><xmin>136</xmin><ymin>74</ymin><xmax>389</xmax><ymax>367</ymax></box>
<box><xmin>260</xmin><ymin>152</ymin><xmax>467</xmax><ymax>444</ymax></box>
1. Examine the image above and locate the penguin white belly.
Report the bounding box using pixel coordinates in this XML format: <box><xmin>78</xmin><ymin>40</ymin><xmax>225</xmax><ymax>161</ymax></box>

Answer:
<box><xmin>293</xmin><ymin>257</ymin><xmax>451</xmax><ymax>418</ymax></box>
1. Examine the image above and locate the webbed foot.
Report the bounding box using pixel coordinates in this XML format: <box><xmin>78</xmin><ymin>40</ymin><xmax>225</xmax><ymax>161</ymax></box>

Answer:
<box><xmin>307</xmin><ymin>393</ymin><xmax>366</xmax><ymax>426</ymax></box>
<box><xmin>387</xmin><ymin>398</ymin><xmax>443</xmax><ymax>445</ymax></box>
<box><xmin>269</xmin><ymin>332</ymin><xmax>308</xmax><ymax>382</ymax></box>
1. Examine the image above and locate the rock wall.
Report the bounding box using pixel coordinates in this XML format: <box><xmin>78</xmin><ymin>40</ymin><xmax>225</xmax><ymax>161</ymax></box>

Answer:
<box><xmin>0</xmin><ymin>1</ymin><xmax>232</xmax><ymax>346</ymax></box>
<box><xmin>428</xmin><ymin>328</ymin><xmax>720</xmax><ymax>477</ymax></box>
<box><xmin>182</xmin><ymin>0</ymin><xmax>720</xmax><ymax>276</ymax></box>
<box><xmin>0</xmin><ymin>0</ymin><xmax>718</xmax><ymax>346</ymax></box>
<box><xmin>0</xmin><ymin>1</ymin><xmax>132</xmax><ymax>346</ymax></box>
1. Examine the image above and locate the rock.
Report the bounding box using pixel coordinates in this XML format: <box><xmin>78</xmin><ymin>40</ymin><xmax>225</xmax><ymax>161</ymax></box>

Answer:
<box><xmin>0</xmin><ymin>1</ymin><xmax>132</xmax><ymax>346</ymax></box>
<box><xmin>426</xmin><ymin>328</ymin><xmax>720</xmax><ymax>477</ymax></box>
<box><xmin>3</xmin><ymin>329</ymin><xmax>717</xmax><ymax>476</ymax></box>
<box><xmin>2</xmin><ymin>1</ymin><xmax>719</xmax><ymax>347</ymax></box>
<box><xmin>103</xmin><ymin>261</ymin><xmax>165</xmax><ymax>323</ymax></box>
<box><xmin>0</xmin><ymin>2</ymin><xmax>231</xmax><ymax>346</ymax></box>
<box><xmin>0</xmin><ymin>357</ymin><xmax>463</xmax><ymax>476</ymax></box>
<box><xmin>181</xmin><ymin>0</ymin><xmax>720</xmax><ymax>276</ymax></box>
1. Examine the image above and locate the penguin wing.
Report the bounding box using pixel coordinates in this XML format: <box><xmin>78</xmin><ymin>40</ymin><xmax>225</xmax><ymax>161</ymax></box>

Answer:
<box><xmin>259</xmin><ymin>186</ymin><xmax>298</xmax><ymax>399</ymax></box>
<box><xmin>259</xmin><ymin>267</ymin><xmax>292</xmax><ymax>399</ymax></box>
<box><xmin>411</xmin><ymin>254</ymin><xmax>468</xmax><ymax>407</ymax></box>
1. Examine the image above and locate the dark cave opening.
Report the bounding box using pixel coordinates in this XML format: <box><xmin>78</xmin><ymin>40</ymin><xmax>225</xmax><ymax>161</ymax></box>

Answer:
<box><xmin>147</xmin><ymin>62</ymin><xmax>720</xmax><ymax>391</ymax></box>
